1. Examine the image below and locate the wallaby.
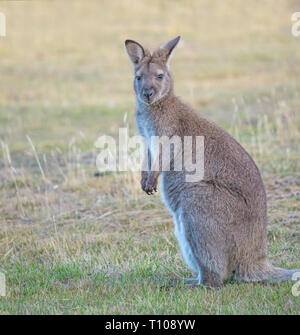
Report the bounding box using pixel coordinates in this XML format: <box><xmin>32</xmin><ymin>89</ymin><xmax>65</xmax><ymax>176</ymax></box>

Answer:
<box><xmin>125</xmin><ymin>36</ymin><xmax>299</xmax><ymax>288</ymax></box>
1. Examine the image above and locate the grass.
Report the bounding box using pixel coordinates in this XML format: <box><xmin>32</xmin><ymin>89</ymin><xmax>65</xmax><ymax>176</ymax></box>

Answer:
<box><xmin>0</xmin><ymin>0</ymin><xmax>299</xmax><ymax>314</ymax></box>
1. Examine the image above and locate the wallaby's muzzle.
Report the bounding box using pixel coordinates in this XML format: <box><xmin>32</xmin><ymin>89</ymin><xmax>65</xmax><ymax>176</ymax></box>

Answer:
<box><xmin>142</xmin><ymin>89</ymin><xmax>154</xmax><ymax>102</ymax></box>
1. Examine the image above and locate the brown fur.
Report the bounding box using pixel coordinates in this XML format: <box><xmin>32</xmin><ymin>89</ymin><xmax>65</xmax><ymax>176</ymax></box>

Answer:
<box><xmin>125</xmin><ymin>36</ymin><xmax>299</xmax><ymax>288</ymax></box>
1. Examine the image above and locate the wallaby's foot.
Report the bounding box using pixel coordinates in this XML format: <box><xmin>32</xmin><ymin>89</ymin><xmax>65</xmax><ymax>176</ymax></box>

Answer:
<box><xmin>143</xmin><ymin>175</ymin><xmax>158</xmax><ymax>195</ymax></box>
<box><xmin>202</xmin><ymin>269</ymin><xmax>223</xmax><ymax>289</ymax></box>
<box><xmin>141</xmin><ymin>171</ymin><xmax>148</xmax><ymax>191</ymax></box>
<box><xmin>160</xmin><ymin>276</ymin><xmax>203</xmax><ymax>290</ymax></box>
<box><xmin>182</xmin><ymin>276</ymin><xmax>221</xmax><ymax>290</ymax></box>
<box><xmin>182</xmin><ymin>277</ymin><xmax>202</xmax><ymax>286</ymax></box>
<box><xmin>180</xmin><ymin>277</ymin><xmax>210</xmax><ymax>290</ymax></box>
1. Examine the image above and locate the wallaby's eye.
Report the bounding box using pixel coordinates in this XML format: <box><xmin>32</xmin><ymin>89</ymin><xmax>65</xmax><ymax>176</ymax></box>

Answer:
<box><xmin>136</xmin><ymin>75</ymin><xmax>141</xmax><ymax>81</ymax></box>
<box><xmin>157</xmin><ymin>74</ymin><xmax>164</xmax><ymax>80</ymax></box>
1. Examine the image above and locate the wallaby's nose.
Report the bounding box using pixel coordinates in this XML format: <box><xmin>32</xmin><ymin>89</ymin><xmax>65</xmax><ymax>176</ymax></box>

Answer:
<box><xmin>143</xmin><ymin>89</ymin><xmax>154</xmax><ymax>100</ymax></box>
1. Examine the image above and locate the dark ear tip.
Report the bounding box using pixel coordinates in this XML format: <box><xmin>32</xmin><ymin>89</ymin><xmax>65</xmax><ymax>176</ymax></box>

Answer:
<box><xmin>125</xmin><ymin>39</ymin><xmax>137</xmax><ymax>46</ymax></box>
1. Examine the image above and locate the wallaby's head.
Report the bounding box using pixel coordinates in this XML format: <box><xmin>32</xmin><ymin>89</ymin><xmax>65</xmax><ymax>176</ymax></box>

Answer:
<box><xmin>125</xmin><ymin>36</ymin><xmax>180</xmax><ymax>105</ymax></box>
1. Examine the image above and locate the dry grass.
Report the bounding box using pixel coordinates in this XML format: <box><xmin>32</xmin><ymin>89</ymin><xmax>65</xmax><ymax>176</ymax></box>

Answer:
<box><xmin>0</xmin><ymin>0</ymin><xmax>299</xmax><ymax>314</ymax></box>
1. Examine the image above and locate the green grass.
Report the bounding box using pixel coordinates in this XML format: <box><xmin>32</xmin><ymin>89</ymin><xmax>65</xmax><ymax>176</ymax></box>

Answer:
<box><xmin>0</xmin><ymin>0</ymin><xmax>299</xmax><ymax>314</ymax></box>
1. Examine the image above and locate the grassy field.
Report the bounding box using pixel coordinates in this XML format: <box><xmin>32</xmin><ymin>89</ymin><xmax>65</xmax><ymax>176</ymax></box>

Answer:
<box><xmin>0</xmin><ymin>0</ymin><xmax>299</xmax><ymax>314</ymax></box>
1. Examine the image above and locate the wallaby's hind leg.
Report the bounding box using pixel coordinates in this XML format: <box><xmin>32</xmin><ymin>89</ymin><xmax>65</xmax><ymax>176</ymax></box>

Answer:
<box><xmin>176</xmin><ymin>206</ymin><xmax>229</xmax><ymax>289</ymax></box>
<box><xmin>201</xmin><ymin>266</ymin><xmax>223</xmax><ymax>288</ymax></box>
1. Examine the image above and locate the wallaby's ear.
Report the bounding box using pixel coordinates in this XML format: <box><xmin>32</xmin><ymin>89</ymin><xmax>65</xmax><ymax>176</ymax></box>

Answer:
<box><xmin>125</xmin><ymin>40</ymin><xmax>145</xmax><ymax>67</ymax></box>
<box><xmin>160</xmin><ymin>36</ymin><xmax>180</xmax><ymax>67</ymax></box>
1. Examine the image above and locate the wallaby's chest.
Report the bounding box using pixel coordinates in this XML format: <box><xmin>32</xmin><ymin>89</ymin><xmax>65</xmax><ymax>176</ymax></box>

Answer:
<box><xmin>135</xmin><ymin>110</ymin><xmax>159</xmax><ymax>143</ymax></box>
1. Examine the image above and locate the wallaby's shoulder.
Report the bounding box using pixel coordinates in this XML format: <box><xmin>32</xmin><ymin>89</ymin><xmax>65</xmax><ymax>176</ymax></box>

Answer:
<box><xmin>171</xmin><ymin>96</ymin><xmax>231</xmax><ymax>140</ymax></box>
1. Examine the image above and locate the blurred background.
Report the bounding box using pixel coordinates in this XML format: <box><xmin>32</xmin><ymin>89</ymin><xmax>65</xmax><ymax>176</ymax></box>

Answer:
<box><xmin>0</xmin><ymin>0</ymin><xmax>299</xmax><ymax>314</ymax></box>
<box><xmin>1</xmin><ymin>0</ymin><xmax>299</xmax><ymax>156</ymax></box>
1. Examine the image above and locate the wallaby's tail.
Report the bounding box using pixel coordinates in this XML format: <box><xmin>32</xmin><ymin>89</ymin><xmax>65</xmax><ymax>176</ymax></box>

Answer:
<box><xmin>235</xmin><ymin>261</ymin><xmax>300</xmax><ymax>283</ymax></box>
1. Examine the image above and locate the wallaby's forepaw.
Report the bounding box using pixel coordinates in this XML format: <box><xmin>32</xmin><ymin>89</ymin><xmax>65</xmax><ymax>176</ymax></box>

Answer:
<box><xmin>141</xmin><ymin>171</ymin><xmax>148</xmax><ymax>191</ymax></box>
<box><xmin>143</xmin><ymin>176</ymin><xmax>158</xmax><ymax>195</ymax></box>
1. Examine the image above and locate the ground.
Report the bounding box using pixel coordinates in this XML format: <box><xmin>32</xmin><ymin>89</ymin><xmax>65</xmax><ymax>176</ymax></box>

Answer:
<box><xmin>0</xmin><ymin>0</ymin><xmax>299</xmax><ymax>314</ymax></box>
